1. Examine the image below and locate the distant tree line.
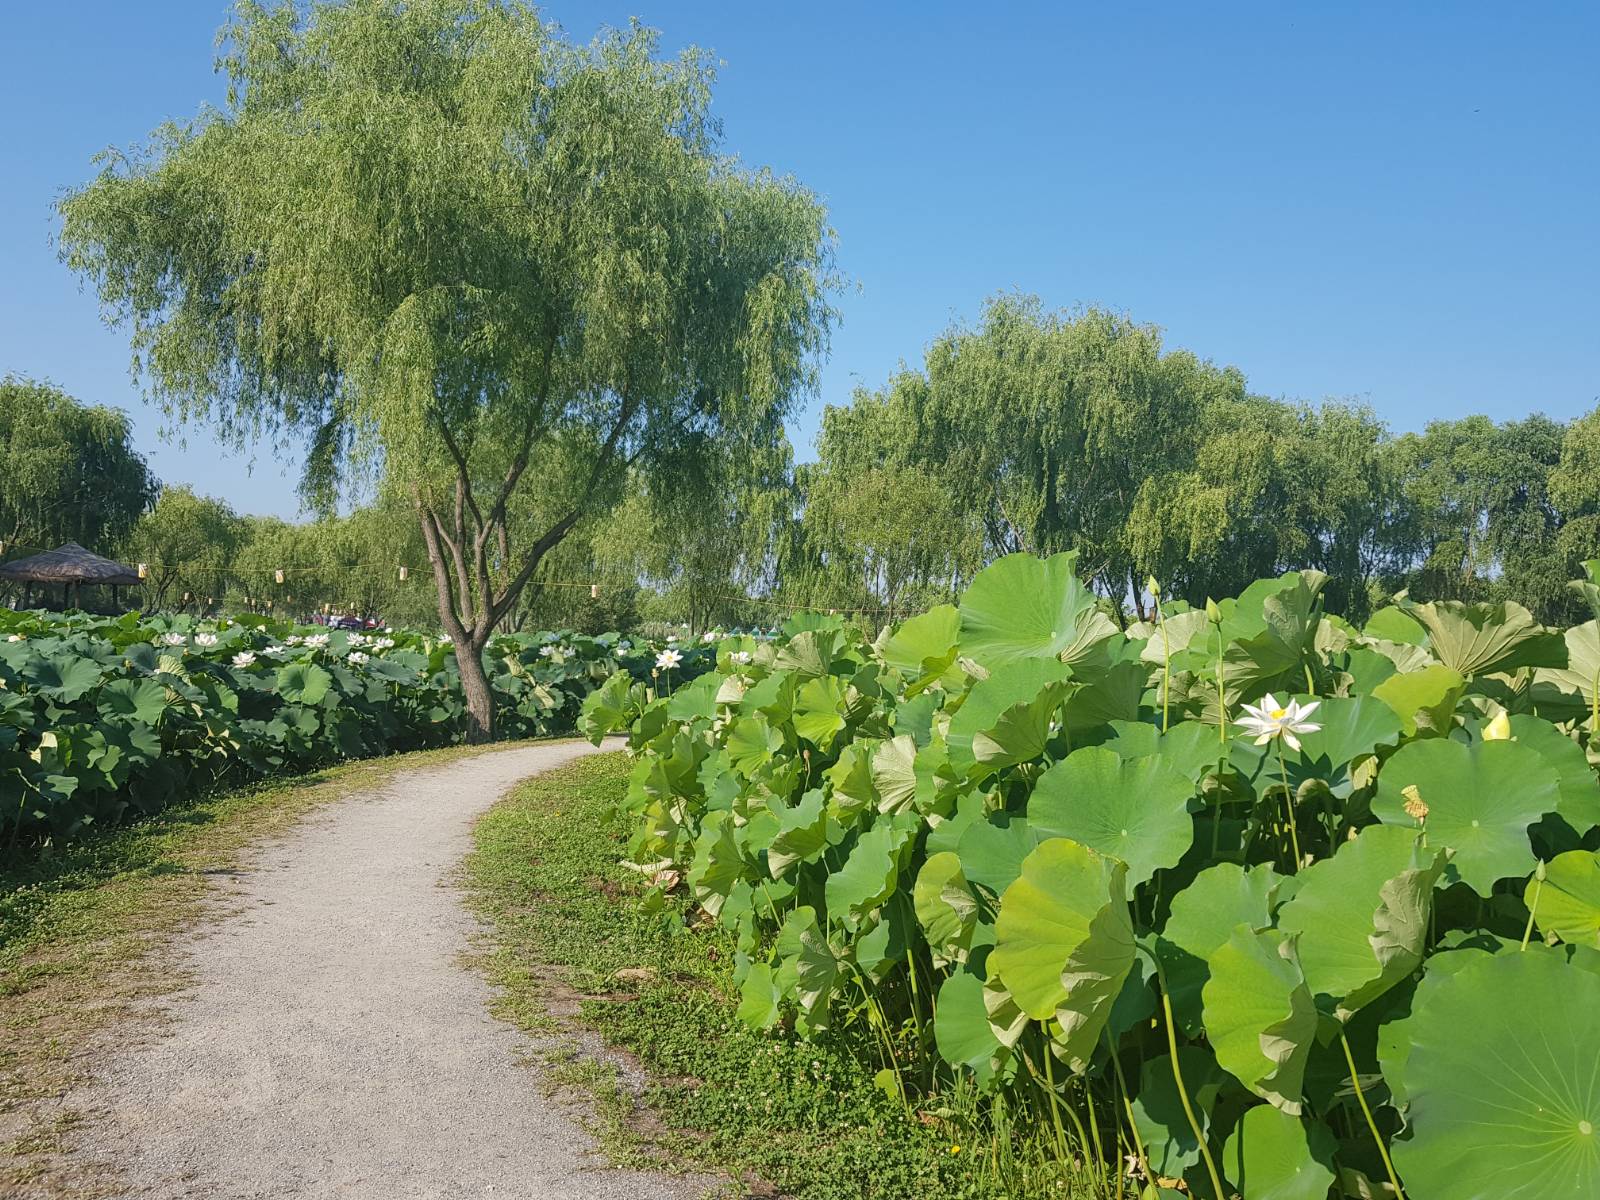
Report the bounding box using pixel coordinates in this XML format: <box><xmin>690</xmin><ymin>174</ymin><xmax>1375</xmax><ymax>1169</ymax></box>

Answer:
<box><xmin>6</xmin><ymin>293</ymin><xmax>1599</xmax><ymax>633</ymax></box>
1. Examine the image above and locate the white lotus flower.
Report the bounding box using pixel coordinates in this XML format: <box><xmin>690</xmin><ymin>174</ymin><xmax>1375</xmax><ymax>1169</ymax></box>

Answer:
<box><xmin>232</xmin><ymin>651</ymin><xmax>257</xmax><ymax>668</ymax></box>
<box><xmin>347</xmin><ymin>632</ymin><xmax>367</xmax><ymax>648</ymax></box>
<box><xmin>348</xmin><ymin>650</ymin><xmax>369</xmax><ymax>665</ymax></box>
<box><xmin>5</xmin><ymin>634</ymin><xmax>22</xmax><ymax>642</ymax></box>
<box><xmin>305</xmin><ymin>633</ymin><xmax>330</xmax><ymax>648</ymax></box>
<box><xmin>730</xmin><ymin>650</ymin><xmax>752</xmax><ymax>665</ymax></box>
<box><xmin>373</xmin><ymin>637</ymin><xmax>395</xmax><ymax>651</ymax></box>
<box><xmin>539</xmin><ymin>644</ymin><xmax>558</xmax><ymax>658</ymax></box>
<box><xmin>655</xmin><ymin>648</ymin><xmax>683</xmax><ymax>670</ymax></box>
<box><xmin>1236</xmin><ymin>693</ymin><xmax>1321</xmax><ymax>752</ymax></box>
<box><xmin>160</xmin><ymin>632</ymin><xmax>186</xmax><ymax>647</ymax></box>
<box><xmin>195</xmin><ymin>632</ymin><xmax>219</xmax><ymax>647</ymax></box>
<box><xmin>701</xmin><ymin>631</ymin><xmax>716</xmax><ymax>644</ymax></box>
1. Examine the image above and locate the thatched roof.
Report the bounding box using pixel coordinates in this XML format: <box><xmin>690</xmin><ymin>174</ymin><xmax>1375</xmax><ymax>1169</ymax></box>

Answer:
<box><xmin>0</xmin><ymin>542</ymin><xmax>142</xmax><ymax>586</ymax></box>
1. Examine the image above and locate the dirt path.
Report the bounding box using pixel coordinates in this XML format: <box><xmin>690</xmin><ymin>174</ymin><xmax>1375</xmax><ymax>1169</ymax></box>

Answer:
<box><xmin>71</xmin><ymin>741</ymin><xmax>709</xmax><ymax>1200</ymax></box>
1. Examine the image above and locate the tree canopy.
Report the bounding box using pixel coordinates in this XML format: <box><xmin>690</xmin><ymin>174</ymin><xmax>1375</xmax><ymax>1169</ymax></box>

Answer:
<box><xmin>58</xmin><ymin>0</ymin><xmax>835</xmax><ymax>736</ymax></box>
<box><xmin>0</xmin><ymin>375</ymin><xmax>154</xmax><ymax>557</ymax></box>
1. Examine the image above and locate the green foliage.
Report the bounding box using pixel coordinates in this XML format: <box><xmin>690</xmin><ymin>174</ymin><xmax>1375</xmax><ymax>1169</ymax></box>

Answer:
<box><xmin>0</xmin><ymin>607</ymin><xmax>708</xmax><ymax>844</ymax></box>
<box><xmin>59</xmin><ymin>0</ymin><xmax>834</xmax><ymax>739</ymax></box>
<box><xmin>584</xmin><ymin>551</ymin><xmax>1600</xmax><ymax>1196</ymax></box>
<box><xmin>0</xmin><ymin>376</ymin><xmax>155</xmax><ymax>572</ymax></box>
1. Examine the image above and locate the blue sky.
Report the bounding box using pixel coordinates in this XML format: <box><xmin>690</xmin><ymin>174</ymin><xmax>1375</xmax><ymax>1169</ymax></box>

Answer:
<box><xmin>3</xmin><ymin>2</ymin><xmax>1596</xmax><ymax>518</ymax></box>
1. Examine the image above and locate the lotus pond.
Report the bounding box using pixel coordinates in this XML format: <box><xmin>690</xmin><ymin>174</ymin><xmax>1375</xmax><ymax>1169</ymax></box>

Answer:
<box><xmin>583</xmin><ymin>554</ymin><xmax>1600</xmax><ymax>1200</ymax></box>
<box><xmin>0</xmin><ymin>608</ymin><xmax>711</xmax><ymax>844</ymax></box>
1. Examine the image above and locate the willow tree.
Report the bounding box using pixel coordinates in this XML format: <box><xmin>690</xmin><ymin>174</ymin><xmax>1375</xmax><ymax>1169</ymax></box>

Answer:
<box><xmin>59</xmin><ymin>0</ymin><xmax>834</xmax><ymax>738</ymax></box>
<box><xmin>0</xmin><ymin>376</ymin><xmax>155</xmax><ymax>557</ymax></box>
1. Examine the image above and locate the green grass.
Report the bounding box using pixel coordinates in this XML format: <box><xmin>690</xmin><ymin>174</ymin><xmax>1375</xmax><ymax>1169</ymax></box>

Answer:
<box><xmin>465</xmin><ymin>752</ymin><xmax>1109</xmax><ymax>1200</ymax></box>
<box><xmin>0</xmin><ymin>739</ymin><xmax>534</xmax><ymax>1199</ymax></box>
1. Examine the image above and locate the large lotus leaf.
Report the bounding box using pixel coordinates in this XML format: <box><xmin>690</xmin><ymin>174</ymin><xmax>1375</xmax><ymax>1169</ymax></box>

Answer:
<box><xmin>1220</xmin><ymin>1106</ymin><xmax>1338</xmax><ymax>1200</ymax></box>
<box><xmin>1129</xmin><ymin>1046</ymin><xmax>1225</xmax><ymax>1179</ymax></box>
<box><xmin>1371</xmin><ymin>664</ymin><xmax>1466</xmax><ymax>737</ymax></box>
<box><xmin>726</xmin><ymin>713</ymin><xmax>784</xmax><ymax>778</ymax></box>
<box><xmin>1405</xmin><ymin>598</ymin><xmax>1567</xmax><ymax>678</ymax></box>
<box><xmin>737</xmin><ymin>962</ymin><xmax>781</xmax><ymax>1029</ymax></box>
<box><xmin>1157</xmin><ymin>862</ymin><xmax>1283</xmax><ymax>1035</ymax></box>
<box><xmin>774</xmin><ymin>628</ymin><xmax>840</xmax><ymax>678</ymax></box>
<box><xmin>824</xmin><ymin>820</ymin><xmax>907</xmax><ymax>927</ymax></box>
<box><xmin>991</xmin><ymin>838</ymin><xmax>1134</xmax><ymax>1036</ymax></box>
<box><xmin>1343</xmin><ymin>645</ymin><xmax>1400</xmax><ymax>694</ymax></box>
<box><xmin>982</xmin><ymin>971</ymin><xmax>1029</xmax><ymax>1049</ymax></box>
<box><xmin>1201</xmin><ymin>926</ymin><xmax>1316</xmax><ymax>1114</ymax></box>
<box><xmin>1276</xmin><ymin>824</ymin><xmax>1446</xmax><ymax>1019</ymax></box>
<box><xmin>958</xmin><ymin>551</ymin><xmax>1103</xmax><ymax>668</ymax></box>
<box><xmin>1391</xmin><ymin>949</ymin><xmax>1600</xmax><ymax>1199</ymax></box>
<box><xmin>22</xmin><ymin>654</ymin><xmax>104</xmax><ymax>702</ymax></box>
<box><xmin>792</xmin><ymin>674</ymin><xmax>847</xmax><ymax>750</ymax></box>
<box><xmin>766</xmin><ymin>789</ymin><xmax>828</xmax><ymax>876</ymax></box>
<box><xmin>1364</xmin><ymin>605</ymin><xmax>1427</xmax><ymax>646</ymax></box>
<box><xmin>934</xmin><ymin>970</ymin><xmax>1008</xmax><ymax>1086</ymax></box>
<box><xmin>853</xmin><ymin>892</ymin><xmax>913</xmax><ymax>981</ymax></box>
<box><xmin>956</xmin><ymin>815</ymin><xmax>1039</xmax><ymax>896</ymax></box>
<box><xmin>738</xmin><ymin>671</ymin><xmax>797</xmax><ymax>727</ymax></box>
<box><xmin>1533</xmin><ymin>619</ymin><xmax>1600</xmax><ymax>718</ymax></box>
<box><xmin>775</xmin><ymin>906</ymin><xmax>838</xmax><ymax>1034</ymax></box>
<box><xmin>1140</xmin><ymin>608</ymin><xmax>1211</xmax><ymax>664</ymax></box>
<box><xmin>1372</xmin><ymin>737</ymin><xmax>1559</xmax><ymax>895</ymax></box>
<box><xmin>1526</xmin><ymin>849</ymin><xmax>1600</xmax><ymax>946</ymax></box>
<box><xmin>877</xmin><ymin>604</ymin><xmax>960</xmax><ymax>689</ymax></box>
<box><xmin>687</xmin><ymin>811</ymin><xmax>744</xmax><ymax>918</ymax></box>
<box><xmin>1060</xmin><ymin>655</ymin><xmax>1147</xmax><ymax>728</ymax></box>
<box><xmin>824</xmin><ymin>741</ymin><xmax>877</xmax><ymax>822</ymax></box>
<box><xmin>99</xmin><ymin>677</ymin><xmax>172</xmax><ymax>725</ymax></box>
<box><xmin>1102</xmin><ymin>720</ymin><xmax>1221</xmax><ymax>790</ymax></box>
<box><xmin>1376</xmin><ymin>945</ymin><xmax>1496</xmax><ymax>1111</ymax></box>
<box><xmin>275</xmin><ymin>662</ymin><xmax>333</xmax><ymax>705</ymax></box>
<box><xmin>914</xmin><ymin>851</ymin><xmax>978</xmax><ymax>967</ymax></box>
<box><xmin>946</xmin><ymin>659</ymin><xmax>1073</xmax><ymax>771</ymax></box>
<box><xmin>1222</xmin><ymin>630</ymin><xmax>1303</xmax><ymax>694</ymax></box>
<box><xmin>1507</xmin><ymin>713</ymin><xmax>1600</xmax><ymax>835</ymax></box>
<box><xmin>665</xmin><ymin>672</ymin><xmax>720</xmax><ymax>723</ymax></box>
<box><xmin>870</xmin><ymin>734</ymin><xmax>927</xmax><ymax>815</ymax></box>
<box><xmin>1027</xmin><ymin>747</ymin><xmax>1195</xmax><ymax>886</ymax></box>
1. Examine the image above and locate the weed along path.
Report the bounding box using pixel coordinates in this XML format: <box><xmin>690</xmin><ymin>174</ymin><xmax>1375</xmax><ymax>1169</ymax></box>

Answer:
<box><xmin>71</xmin><ymin>740</ymin><xmax>705</xmax><ymax>1200</ymax></box>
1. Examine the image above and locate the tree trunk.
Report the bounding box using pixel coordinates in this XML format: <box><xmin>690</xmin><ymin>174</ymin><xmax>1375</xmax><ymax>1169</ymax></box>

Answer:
<box><xmin>458</xmin><ymin>635</ymin><xmax>496</xmax><ymax>743</ymax></box>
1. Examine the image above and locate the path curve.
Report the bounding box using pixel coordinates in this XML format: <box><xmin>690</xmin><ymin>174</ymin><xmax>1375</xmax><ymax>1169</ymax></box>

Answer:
<box><xmin>74</xmin><ymin>741</ymin><xmax>707</xmax><ymax>1200</ymax></box>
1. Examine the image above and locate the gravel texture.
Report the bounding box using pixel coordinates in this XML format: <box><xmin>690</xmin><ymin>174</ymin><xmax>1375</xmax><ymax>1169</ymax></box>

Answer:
<box><xmin>73</xmin><ymin>740</ymin><xmax>710</xmax><ymax>1199</ymax></box>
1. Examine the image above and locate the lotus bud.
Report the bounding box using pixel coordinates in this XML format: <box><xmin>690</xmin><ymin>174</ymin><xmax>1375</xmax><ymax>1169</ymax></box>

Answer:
<box><xmin>275</xmin><ymin>569</ymin><xmax>285</xmax><ymax>584</ymax></box>
<box><xmin>1205</xmin><ymin>598</ymin><xmax>1221</xmax><ymax>624</ymax></box>
<box><xmin>1145</xmin><ymin>576</ymin><xmax>1160</xmax><ymax>598</ymax></box>
<box><xmin>1484</xmin><ymin>711</ymin><xmax>1513</xmax><ymax>741</ymax></box>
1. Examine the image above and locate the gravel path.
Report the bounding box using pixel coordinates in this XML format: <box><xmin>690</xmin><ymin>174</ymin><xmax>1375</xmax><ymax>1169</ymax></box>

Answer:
<box><xmin>74</xmin><ymin>741</ymin><xmax>709</xmax><ymax>1200</ymax></box>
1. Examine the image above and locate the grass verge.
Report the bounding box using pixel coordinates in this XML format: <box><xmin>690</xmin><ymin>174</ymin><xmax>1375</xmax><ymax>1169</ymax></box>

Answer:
<box><xmin>465</xmin><ymin>751</ymin><xmax>1105</xmax><ymax>1200</ymax></box>
<box><xmin>0</xmin><ymin>739</ymin><xmax>535</xmax><ymax>1199</ymax></box>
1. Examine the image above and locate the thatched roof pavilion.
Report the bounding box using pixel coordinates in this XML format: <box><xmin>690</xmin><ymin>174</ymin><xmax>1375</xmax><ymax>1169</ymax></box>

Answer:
<box><xmin>0</xmin><ymin>542</ymin><xmax>142</xmax><ymax>610</ymax></box>
<box><xmin>0</xmin><ymin>542</ymin><xmax>142</xmax><ymax>586</ymax></box>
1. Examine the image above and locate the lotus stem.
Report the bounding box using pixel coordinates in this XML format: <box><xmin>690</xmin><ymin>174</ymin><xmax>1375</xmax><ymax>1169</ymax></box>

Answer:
<box><xmin>1276</xmin><ymin>738</ymin><xmax>1302</xmax><ymax>871</ymax></box>
<box><xmin>1521</xmin><ymin>869</ymin><xmax>1544</xmax><ymax>951</ymax></box>
<box><xmin>1340</xmin><ymin>1026</ymin><xmax>1407</xmax><ymax>1200</ymax></box>
<box><xmin>1155</xmin><ymin>592</ymin><xmax>1171</xmax><ymax>733</ymax></box>
<box><xmin>1157</xmin><ymin>968</ymin><xmax>1225</xmax><ymax>1200</ymax></box>
<box><xmin>1106</xmin><ymin>1031</ymin><xmax>1152</xmax><ymax>1187</ymax></box>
